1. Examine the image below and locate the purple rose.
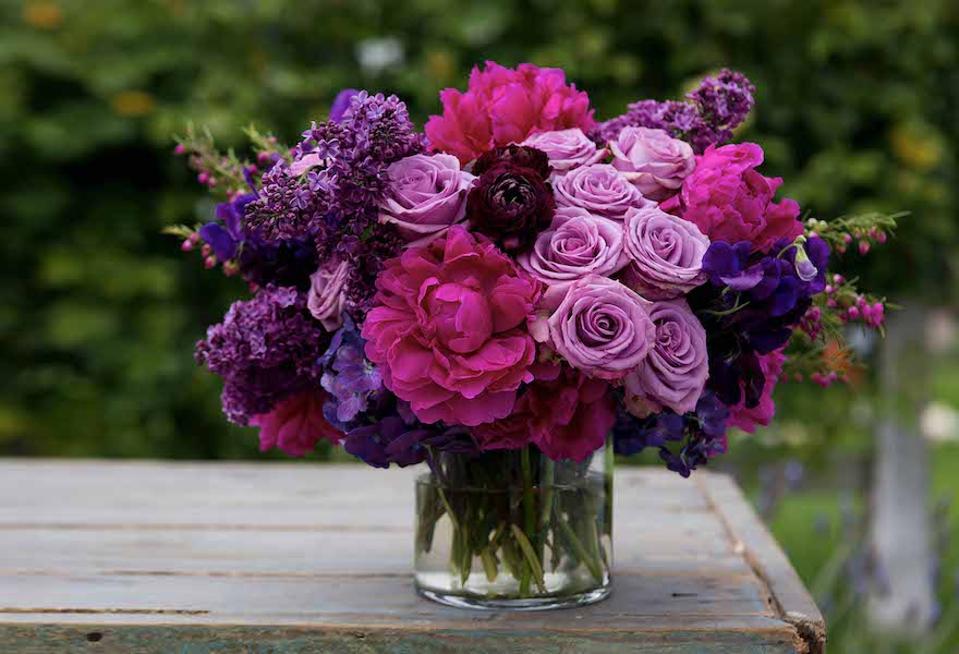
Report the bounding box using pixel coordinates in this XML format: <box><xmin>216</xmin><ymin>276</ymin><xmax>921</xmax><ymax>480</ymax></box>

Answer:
<box><xmin>553</xmin><ymin>163</ymin><xmax>648</xmax><ymax>222</ymax></box>
<box><xmin>521</xmin><ymin>128</ymin><xmax>606</xmax><ymax>174</ymax></box>
<box><xmin>624</xmin><ymin>299</ymin><xmax>708</xmax><ymax>416</ymax></box>
<box><xmin>308</xmin><ymin>260</ymin><xmax>349</xmax><ymax>330</ymax></box>
<box><xmin>547</xmin><ymin>275</ymin><xmax>655</xmax><ymax>380</ymax></box>
<box><xmin>379</xmin><ymin>153</ymin><xmax>475</xmax><ymax>244</ymax></box>
<box><xmin>609</xmin><ymin>127</ymin><xmax>695</xmax><ymax>201</ymax></box>
<box><xmin>519</xmin><ymin>207</ymin><xmax>627</xmax><ymax>290</ymax></box>
<box><xmin>621</xmin><ymin>206</ymin><xmax>710</xmax><ymax>300</ymax></box>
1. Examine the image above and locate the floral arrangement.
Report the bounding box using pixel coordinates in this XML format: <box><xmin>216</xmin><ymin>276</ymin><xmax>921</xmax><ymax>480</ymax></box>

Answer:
<box><xmin>170</xmin><ymin>62</ymin><xmax>895</xmax><ymax>477</ymax></box>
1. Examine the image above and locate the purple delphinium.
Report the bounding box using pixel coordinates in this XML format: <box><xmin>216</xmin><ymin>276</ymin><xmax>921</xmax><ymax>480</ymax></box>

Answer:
<box><xmin>613</xmin><ymin>391</ymin><xmax>729</xmax><ymax>477</ymax></box>
<box><xmin>194</xmin><ymin>286</ymin><xmax>329</xmax><ymax>425</ymax></box>
<box><xmin>343</xmin><ymin>418</ymin><xmax>476</xmax><ymax>469</ymax></box>
<box><xmin>592</xmin><ymin>69</ymin><xmax>755</xmax><ymax>153</ymax></box>
<box><xmin>318</xmin><ymin>317</ymin><xmax>383</xmax><ymax>426</ymax></box>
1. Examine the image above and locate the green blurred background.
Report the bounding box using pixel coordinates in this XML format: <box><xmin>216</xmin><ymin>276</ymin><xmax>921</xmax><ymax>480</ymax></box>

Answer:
<box><xmin>2</xmin><ymin>0</ymin><xmax>957</xmax><ymax>650</ymax></box>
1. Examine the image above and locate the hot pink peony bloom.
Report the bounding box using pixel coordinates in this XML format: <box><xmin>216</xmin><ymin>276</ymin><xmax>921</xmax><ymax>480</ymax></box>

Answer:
<box><xmin>727</xmin><ymin>349</ymin><xmax>786</xmax><ymax>433</ymax></box>
<box><xmin>660</xmin><ymin>143</ymin><xmax>803</xmax><ymax>253</ymax></box>
<box><xmin>362</xmin><ymin>226</ymin><xmax>542</xmax><ymax>426</ymax></box>
<box><xmin>425</xmin><ymin>62</ymin><xmax>596</xmax><ymax>164</ymax></box>
<box><xmin>473</xmin><ymin>363</ymin><xmax>615</xmax><ymax>462</ymax></box>
<box><xmin>251</xmin><ymin>390</ymin><xmax>343</xmax><ymax>457</ymax></box>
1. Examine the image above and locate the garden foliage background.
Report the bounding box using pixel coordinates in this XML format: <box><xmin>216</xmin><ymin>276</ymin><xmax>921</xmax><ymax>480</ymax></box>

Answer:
<box><xmin>2</xmin><ymin>0</ymin><xmax>958</xmax><ymax>649</ymax></box>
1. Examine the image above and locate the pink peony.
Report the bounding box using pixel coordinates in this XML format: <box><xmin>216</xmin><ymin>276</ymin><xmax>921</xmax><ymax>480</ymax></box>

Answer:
<box><xmin>362</xmin><ymin>226</ymin><xmax>541</xmax><ymax>426</ymax></box>
<box><xmin>727</xmin><ymin>349</ymin><xmax>786</xmax><ymax>433</ymax></box>
<box><xmin>547</xmin><ymin>275</ymin><xmax>655</xmax><ymax>380</ymax></box>
<box><xmin>609</xmin><ymin>127</ymin><xmax>695</xmax><ymax>201</ymax></box>
<box><xmin>521</xmin><ymin>128</ymin><xmax>606</xmax><ymax>174</ymax></box>
<box><xmin>623</xmin><ymin>299</ymin><xmax>709</xmax><ymax>416</ymax></box>
<box><xmin>379</xmin><ymin>153</ymin><xmax>475</xmax><ymax>245</ymax></box>
<box><xmin>251</xmin><ymin>390</ymin><xmax>343</xmax><ymax>457</ymax></box>
<box><xmin>473</xmin><ymin>363</ymin><xmax>615</xmax><ymax>462</ymax></box>
<box><xmin>425</xmin><ymin>62</ymin><xmax>595</xmax><ymax>164</ymax></box>
<box><xmin>307</xmin><ymin>260</ymin><xmax>349</xmax><ymax>331</ymax></box>
<box><xmin>660</xmin><ymin>143</ymin><xmax>803</xmax><ymax>252</ymax></box>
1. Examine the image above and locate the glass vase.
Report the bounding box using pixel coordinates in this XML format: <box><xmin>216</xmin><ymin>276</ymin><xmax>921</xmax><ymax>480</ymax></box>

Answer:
<box><xmin>414</xmin><ymin>441</ymin><xmax>613</xmax><ymax>610</ymax></box>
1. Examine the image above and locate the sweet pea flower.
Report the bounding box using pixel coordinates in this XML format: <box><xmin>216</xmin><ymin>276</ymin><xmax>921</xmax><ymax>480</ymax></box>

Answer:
<box><xmin>609</xmin><ymin>127</ymin><xmax>695</xmax><ymax>201</ymax></box>
<box><xmin>379</xmin><ymin>153</ymin><xmax>475</xmax><ymax>245</ymax></box>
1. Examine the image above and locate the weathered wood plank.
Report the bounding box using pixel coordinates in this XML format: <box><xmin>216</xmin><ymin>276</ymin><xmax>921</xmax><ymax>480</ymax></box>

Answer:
<box><xmin>0</xmin><ymin>460</ymin><xmax>823</xmax><ymax>652</ymax></box>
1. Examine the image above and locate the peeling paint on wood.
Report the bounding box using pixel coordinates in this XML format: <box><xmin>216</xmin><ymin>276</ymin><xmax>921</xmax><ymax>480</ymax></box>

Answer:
<box><xmin>0</xmin><ymin>461</ymin><xmax>825</xmax><ymax>652</ymax></box>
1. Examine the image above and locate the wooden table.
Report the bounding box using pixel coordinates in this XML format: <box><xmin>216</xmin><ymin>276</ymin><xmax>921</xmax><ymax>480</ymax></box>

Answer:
<box><xmin>0</xmin><ymin>460</ymin><xmax>824</xmax><ymax>653</ymax></box>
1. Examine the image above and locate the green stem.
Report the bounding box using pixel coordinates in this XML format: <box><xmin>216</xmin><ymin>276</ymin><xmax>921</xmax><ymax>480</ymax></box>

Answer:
<box><xmin>557</xmin><ymin>513</ymin><xmax>604</xmax><ymax>584</ymax></box>
<box><xmin>519</xmin><ymin>446</ymin><xmax>536</xmax><ymax>595</ymax></box>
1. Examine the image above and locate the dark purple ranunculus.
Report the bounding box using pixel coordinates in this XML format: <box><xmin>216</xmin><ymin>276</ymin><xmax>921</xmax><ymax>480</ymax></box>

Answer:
<box><xmin>472</xmin><ymin>144</ymin><xmax>551</xmax><ymax>179</ymax></box>
<box><xmin>465</xmin><ymin>161</ymin><xmax>555</xmax><ymax>253</ymax></box>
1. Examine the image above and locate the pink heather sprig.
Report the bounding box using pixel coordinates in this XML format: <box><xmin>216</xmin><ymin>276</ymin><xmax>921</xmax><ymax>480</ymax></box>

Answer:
<box><xmin>804</xmin><ymin>212</ymin><xmax>901</xmax><ymax>256</ymax></box>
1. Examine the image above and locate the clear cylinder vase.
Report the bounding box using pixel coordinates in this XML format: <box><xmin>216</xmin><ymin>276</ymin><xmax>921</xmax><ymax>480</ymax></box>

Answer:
<box><xmin>414</xmin><ymin>441</ymin><xmax>613</xmax><ymax>610</ymax></box>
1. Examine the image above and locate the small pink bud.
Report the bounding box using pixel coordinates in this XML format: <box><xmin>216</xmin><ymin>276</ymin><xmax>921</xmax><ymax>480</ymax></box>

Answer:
<box><xmin>180</xmin><ymin>239</ymin><xmax>194</xmax><ymax>252</ymax></box>
<box><xmin>825</xmin><ymin>285</ymin><xmax>834</xmax><ymax>295</ymax></box>
<box><xmin>189</xmin><ymin>232</ymin><xmax>200</xmax><ymax>244</ymax></box>
<box><xmin>833</xmin><ymin>274</ymin><xmax>845</xmax><ymax>285</ymax></box>
<box><xmin>201</xmin><ymin>244</ymin><xmax>212</xmax><ymax>258</ymax></box>
<box><xmin>197</xmin><ymin>172</ymin><xmax>209</xmax><ymax>185</ymax></box>
<box><xmin>837</xmin><ymin>245</ymin><xmax>847</xmax><ymax>254</ymax></box>
<box><xmin>876</xmin><ymin>231</ymin><xmax>888</xmax><ymax>244</ymax></box>
<box><xmin>843</xmin><ymin>233</ymin><xmax>853</xmax><ymax>244</ymax></box>
<box><xmin>246</xmin><ymin>164</ymin><xmax>258</xmax><ymax>174</ymax></box>
<box><xmin>847</xmin><ymin>306</ymin><xmax>860</xmax><ymax>320</ymax></box>
<box><xmin>257</xmin><ymin>151</ymin><xmax>271</xmax><ymax>164</ymax></box>
<box><xmin>204</xmin><ymin>256</ymin><xmax>217</xmax><ymax>269</ymax></box>
<box><xmin>826</xmin><ymin>298</ymin><xmax>838</xmax><ymax>308</ymax></box>
<box><xmin>174</xmin><ymin>143</ymin><xmax>187</xmax><ymax>155</ymax></box>
<box><xmin>223</xmin><ymin>261</ymin><xmax>238</xmax><ymax>277</ymax></box>
<box><xmin>808</xmin><ymin>231</ymin><xmax>818</xmax><ymax>238</ymax></box>
<box><xmin>793</xmin><ymin>373</ymin><xmax>804</xmax><ymax>382</ymax></box>
<box><xmin>858</xmin><ymin>241</ymin><xmax>870</xmax><ymax>255</ymax></box>
<box><xmin>207</xmin><ymin>177</ymin><xmax>217</xmax><ymax>188</ymax></box>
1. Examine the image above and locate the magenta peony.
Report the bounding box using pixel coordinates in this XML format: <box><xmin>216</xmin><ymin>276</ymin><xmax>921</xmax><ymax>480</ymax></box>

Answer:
<box><xmin>308</xmin><ymin>260</ymin><xmax>349</xmax><ymax>330</ymax></box>
<box><xmin>521</xmin><ymin>128</ymin><xmax>606</xmax><ymax>174</ymax></box>
<box><xmin>609</xmin><ymin>127</ymin><xmax>695</xmax><ymax>201</ymax></box>
<box><xmin>518</xmin><ymin>207</ymin><xmax>626</xmax><ymax>290</ymax></box>
<box><xmin>547</xmin><ymin>274</ymin><xmax>655</xmax><ymax>380</ymax></box>
<box><xmin>727</xmin><ymin>349</ymin><xmax>786</xmax><ymax>433</ymax></box>
<box><xmin>621</xmin><ymin>205</ymin><xmax>709</xmax><ymax>300</ymax></box>
<box><xmin>660</xmin><ymin>143</ymin><xmax>803</xmax><ymax>252</ymax></box>
<box><xmin>362</xmin><ymin>226</ymin><xmax>541</xmax><ymax>426</ymax></box>
<box><xmin>379</xmin><ymin>153</ymin><xmax>475</xmax><ymax>245</ymax></box>
<box><xmin>553</xmin><ymin>163</ymin><xmax>649</xmax><ymax>222</ymax></box>
<box><xmin>251</xmin><ymin>390</ymin><xmax>343</xmax><ymax>457</ymax></box>
<box><xmin>425</xmin><ymin>62</ymin><xmax>595</xmax><ymax>164</ymax></box>
<box><xmin>623</xmin><ymin>299</ymin><xmax>709</xmax><ymax>416</ymax></box>
<box><xmin>473</xmin><ymin>363</ymin><xmax>615</xmax><ymax>462</ymax></box>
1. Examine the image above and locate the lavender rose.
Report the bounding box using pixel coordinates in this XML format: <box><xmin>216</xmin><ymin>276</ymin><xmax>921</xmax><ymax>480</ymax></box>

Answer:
<box><xmin>308</xmin><ymin>260</ymin><xmax>349</xmax><ymax>330</ymax></box>
<box><xmin>521</xmin><ymin>128</ymin><xmax>606</xmax><ymax>174</ymax></box>
<box><xmin>621</xmin><ymin>206</ymin><xmax>709</xmax><ymax>300</ymax></box>
<box><xmin>610</xmin><ymin>127</ymin><xmax>695</xmax><ymax>201</ymax></box>
<box><xmin>553</xmin><ymin>163</ymin><xmax>648</xmax><ymax>222</ymax></box>
<box><xmin>624</xmin><ymin>299</ymin><xmax>708</xmax><ymax>416</ymax></box>
<box><xmin>379</xmin><ymin>153</ymin><xmax>475</xmax><ymax>244</ymax></box>
<box><xmin>547</xmin><ymin>275</ymin><xmax>655</xmax><ymax>380</ymax></box>
<box><xmin>519</xmin><ymin>207</ymin><xmax>627</xmax><ymax>290</ymax></box>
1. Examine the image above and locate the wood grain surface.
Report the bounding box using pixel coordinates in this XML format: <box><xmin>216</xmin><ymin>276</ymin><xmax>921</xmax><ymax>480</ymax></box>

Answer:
<box><xmin>0</xmin><ymin>460</ymin><xmax>825</xmax><ymax>653</ymax></box>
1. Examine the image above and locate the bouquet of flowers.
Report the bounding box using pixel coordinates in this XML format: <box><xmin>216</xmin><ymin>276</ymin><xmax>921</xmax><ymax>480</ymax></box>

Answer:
<box><xmin>170</xmin><ymin>62</ymin><xmax>894</xmax><ymax>608</ymax></box>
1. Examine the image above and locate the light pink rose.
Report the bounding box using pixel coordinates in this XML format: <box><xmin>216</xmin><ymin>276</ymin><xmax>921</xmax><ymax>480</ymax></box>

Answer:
<box><xmin>623</xmin><ymin>299</ymin><xmax>709</xmax><ymax>416</ymax></box>
<box><xmin>307</xmin><ymin>260</ymin><xmax>349</xmax><ymax>331</ymax></box>
<box><xmin>379</xmin><ymin>153</ymin><xmax>475</xmax><ymax>244</ymax></box>
<box><xmin>362</xmin><ymin>227</ymin><xmax>542</xmax><ymax>427</ymax></box>
<box><xmin>553</xmin><ymin>163</ymin><xmax>648</xmax><ymax>222</ymax></box>
<box><xmin>518</xmin><ymin>207</ymin><xmax>627</xmax><ymax>291</ymax></box>
<box><xmin>521</xmin><ymin>128</ymin><xmax>606</xmax><ymax>174</ymax></box>
<box><xmin>547</xmin><ymin>275</ymin><xmax>655</xmax><ymax>380</ymax></box>
<box><xmin>621</xmin><ymin>205</ymin><xmax>709</xmax><ymax>300</ymax></box>
<box><xmin>609</xmin><ymin>127</ymin><xmax>695</xmax><ymax>201</ymax></box>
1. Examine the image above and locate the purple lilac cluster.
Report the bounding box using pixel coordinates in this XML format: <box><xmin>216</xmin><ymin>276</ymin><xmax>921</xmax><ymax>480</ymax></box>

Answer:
<box><xmin>194</xmin><ymin>286</ymin><xmax>329</xmax><ymax>425</ymax></box>
<box><xmin>592</xmin><ymin>69</ymin><xmax>755</xmax><ymax>153</ymax></box>
<box><xmin>613</xmin><ymin>391</ymin><xmax>729</xmax><ymax>477</ymax></box>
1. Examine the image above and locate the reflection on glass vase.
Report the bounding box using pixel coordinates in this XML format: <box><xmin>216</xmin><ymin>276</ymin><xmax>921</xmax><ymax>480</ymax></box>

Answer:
<box><xmin>414</xmin><ymin>440</ymin><xmax>613</xmax><ymax>610</ymax></box>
